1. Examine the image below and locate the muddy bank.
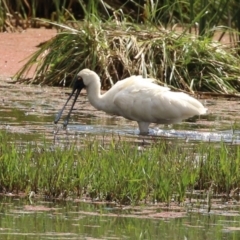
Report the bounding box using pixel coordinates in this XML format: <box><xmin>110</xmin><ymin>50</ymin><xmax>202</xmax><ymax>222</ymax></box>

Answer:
<box><xmin>0</xmin><ymin>28</ymin><xmax>56</xmax><ymax>79</ymax></box>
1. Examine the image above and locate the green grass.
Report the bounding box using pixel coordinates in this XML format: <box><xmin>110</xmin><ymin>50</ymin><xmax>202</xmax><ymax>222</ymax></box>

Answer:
<box><xmin>1</xmin><ymin>132</ymin><xmax>240</xmax><ymax>205</ymax></box>
<box><xmin>1</xmin><ymin>0</ymin><xmax>239</xmax><ymax>93</ymax></box>
<box><xmin>15</xmin><ymin>19</ymin><xmax>240</xmax><ymax>94</ymax></box>
<box><xmin>1</xmin><ymin>0</ymin><xmax>240</xmax><ymax>38</ymax></box>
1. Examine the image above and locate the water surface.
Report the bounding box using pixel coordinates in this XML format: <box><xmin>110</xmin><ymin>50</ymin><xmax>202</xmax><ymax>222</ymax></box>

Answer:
<box><xmin>1</xmin><ymin>80</ymin><xmax>240</xmax><ymax>239</ymax></box>
<box><xmin>1</xmin><ymin>80</ymin><xmax>240</xmax><ymax>144</ymax></box>
<box><xmin>1</xmin><ymin>196</ymin><xmax>240</xmax><ymax>239</ymax></box>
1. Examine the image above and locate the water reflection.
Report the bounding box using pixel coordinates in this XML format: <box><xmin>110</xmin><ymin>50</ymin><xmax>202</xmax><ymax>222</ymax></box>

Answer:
<box><xmin>1</xmin><ymin>196</ymin><xmax>240</xmax><ymax>239</ymax></box>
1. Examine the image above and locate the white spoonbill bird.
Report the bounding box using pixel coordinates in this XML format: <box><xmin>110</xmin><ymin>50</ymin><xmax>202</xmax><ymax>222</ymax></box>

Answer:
<box><xmin>54</xmin><ymin>69</ymin><xmax>207</xmax><ymax>134</ymax></box>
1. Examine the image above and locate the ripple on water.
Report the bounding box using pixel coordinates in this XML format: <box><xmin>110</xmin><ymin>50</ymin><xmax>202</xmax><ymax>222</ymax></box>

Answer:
<box><xmin>1</xmin><ymin>81</ymin><xmax>240</xmax><ymax>144</ymax></box>
<box><xmin>154</xmin><ymin>129</ymin><xmax>240</xmax><ymax>143</ymax></box>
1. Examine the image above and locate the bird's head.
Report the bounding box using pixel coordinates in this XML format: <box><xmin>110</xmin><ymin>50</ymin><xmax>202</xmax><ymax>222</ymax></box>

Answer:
<box><xmin>74</xmin><ymin>68</ymin><xmax>100</xmax><ymax>90</ymax></box>
<box><xmin>54</xmin><ymin>68</ymin><xmax>98</xmax><ymax>126</ymax></box>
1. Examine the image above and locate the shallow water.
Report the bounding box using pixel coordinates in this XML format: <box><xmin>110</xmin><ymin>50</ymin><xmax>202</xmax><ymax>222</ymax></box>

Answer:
<box><xmin>1</xmin><ymin>79</ymin><xmax>240</xmax><ymax>144</ymax></box>
<box><xmin>1</xmin><ymin>80</ymin><xmax>240</xmax><ymax>239</ymax></box>
<box><xmin>1</xmin><ymin>196</ymin><xmax>240</xmax><ymax>239</ymax></box>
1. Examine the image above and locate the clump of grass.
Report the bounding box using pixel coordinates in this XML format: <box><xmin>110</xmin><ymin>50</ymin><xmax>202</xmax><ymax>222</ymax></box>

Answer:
<box><xmin>1</xmin><ymin>131</ymin><xmax>240</xmax><ymax>205</ymax></box>
<box><xmin>6</xmin><ymin>0</ymin><xmax>240</xmax><ymax>93</ymax></box>
<box><xmin>15</xmin><ymin>18</ymin><xmax>240</xmax><ymax>94</ymax></box>
<box><xmin>1</xmin><ymin>0</ymin><xmax>240</xmax><ymax>38</ymax></box>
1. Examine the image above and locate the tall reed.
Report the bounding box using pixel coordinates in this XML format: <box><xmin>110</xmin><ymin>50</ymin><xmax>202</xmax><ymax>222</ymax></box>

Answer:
<box><xmin>1</xmin><ymin>0</ymin><xmax>240</xmax><ymax>40</ymax></box>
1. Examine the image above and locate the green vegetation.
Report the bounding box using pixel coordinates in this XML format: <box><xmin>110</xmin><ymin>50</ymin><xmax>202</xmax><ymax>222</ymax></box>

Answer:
<box><xmin>1</xmin><ymin>132</ymin><xmax>240</xmax><ymax>205</ymax></box>
<box><xmin>15</xmin><ymin>21</ymin><xmax>240</xmax><ymax>93</ymax></box>
<box><xmin>10</xmin><ymin>0</ymin><xmax>240</xmax><ymax>94</ymax></box>
<box><xmin>1</xmin><ymin>1</ymin><xmax>240</xmax><ymax>37</ymax></box>
<box><xmin>1</xmin><ymin>1</ymin><xmax>240</xmax><ymax>93</ymax></box>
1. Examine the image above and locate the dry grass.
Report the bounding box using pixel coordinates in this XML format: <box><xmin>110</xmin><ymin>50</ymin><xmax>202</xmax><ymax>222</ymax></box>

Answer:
<box><xmin>15</xmin><ymin>20</ymin><xmax>240</xmax><ymax>94</ymax></box>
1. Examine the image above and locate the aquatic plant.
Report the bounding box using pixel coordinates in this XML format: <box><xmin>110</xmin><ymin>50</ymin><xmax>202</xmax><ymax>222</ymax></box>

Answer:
<box><xmin>0</xmin><ymin>132</ymin><xmax>240</xmax><ymax>205</ymax></box>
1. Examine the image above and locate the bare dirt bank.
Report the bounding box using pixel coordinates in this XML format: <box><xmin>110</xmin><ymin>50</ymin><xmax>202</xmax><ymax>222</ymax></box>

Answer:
<box><xmin>0</xmin><ymin>28</ymin><xmax>56</xmax><ymax>79</ymax></box>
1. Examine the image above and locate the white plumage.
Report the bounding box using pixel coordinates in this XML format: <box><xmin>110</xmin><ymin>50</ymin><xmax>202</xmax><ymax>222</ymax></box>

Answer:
<box><xmin>55</xmin><ymin>69</ymin><xmax>207</xmax><ymax>134</ymax></box>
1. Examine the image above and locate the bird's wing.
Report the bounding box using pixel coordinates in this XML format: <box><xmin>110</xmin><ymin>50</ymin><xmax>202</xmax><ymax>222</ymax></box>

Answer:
<box><xmin>113</xmin><ymin>75</ymin><xmax>170</xmax><ymax>92</ymax></box>
<box><xmin>150</xmin><ymin>91</ymin><xmax>206</xmax><ymax>120</ymax></box>
<box><xmin>112</xmin><ymin>82</ymin><xmax>168</xmax><ymax>121</ymax></box>
<box><xmin>113</xmin><ymin>84</ymin><xmax>206</xmax><ymax>123</ymax></box>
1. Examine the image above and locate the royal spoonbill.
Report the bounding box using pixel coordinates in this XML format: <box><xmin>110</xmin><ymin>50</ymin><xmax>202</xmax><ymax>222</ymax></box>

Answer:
<box><xmin>54</xmin><ymin>69</ymin><xmax>207</xmax><ymax>134</ymax></box>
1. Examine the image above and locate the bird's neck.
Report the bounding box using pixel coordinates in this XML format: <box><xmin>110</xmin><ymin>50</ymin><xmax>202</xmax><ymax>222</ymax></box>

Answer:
<box><xmin>86</xmin><ymin>82</ymin><xmax>104</xmax><ymax>110</ymax></box>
